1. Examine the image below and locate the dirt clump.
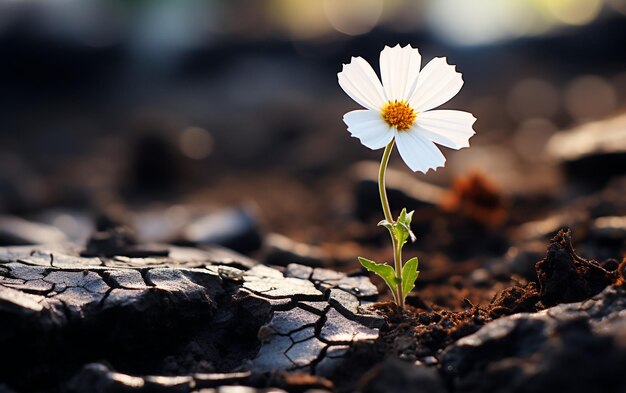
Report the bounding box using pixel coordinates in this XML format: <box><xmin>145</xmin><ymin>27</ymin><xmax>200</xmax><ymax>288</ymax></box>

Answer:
<box><xmin>535</xmin><ymin>229</ymin><xmax>617</xmax><ymax>306</ymax></box>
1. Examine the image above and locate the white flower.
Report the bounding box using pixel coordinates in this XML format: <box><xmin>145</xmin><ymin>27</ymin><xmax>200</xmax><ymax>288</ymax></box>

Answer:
<box><xmin>338</xmin><ymin>44</ymin><xmax>476</xmax><ymax>173</ymax></box>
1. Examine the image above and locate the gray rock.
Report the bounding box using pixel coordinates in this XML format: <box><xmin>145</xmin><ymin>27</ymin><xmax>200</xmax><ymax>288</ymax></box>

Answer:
<box><xmin>180</xmin><ymin>207</ymin><xmax>262</xmax><ymax>254</ymax></box>
<box><xmin>262</xmin><ymin>234</ymin><xmax>328</xmax><ymax>267</ymax></box>
<box><xmin>0</xmin><ymin>215</ymin><xmax>67</xmax><ymax>246</ymax></box>
<box><xmin>441</xmin><ymin>286</ymin><xmax>626</xmax><ymax>393</ymax></box>
<box><xmin>546</xmin><ymin>113</ymin><xmax>626</xmax><ymax>185</ymax></box>
<box><xmin>34</xmin><ymin>209</ymin><xmax>94</xmax><ymax>244</ymax></box>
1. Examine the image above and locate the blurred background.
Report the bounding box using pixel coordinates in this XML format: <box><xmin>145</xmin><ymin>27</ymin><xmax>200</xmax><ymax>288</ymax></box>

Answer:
<box><xmin>0</xmin><ymin>0</ymin><xmax>625</xmax><ymax>280</ymax></box>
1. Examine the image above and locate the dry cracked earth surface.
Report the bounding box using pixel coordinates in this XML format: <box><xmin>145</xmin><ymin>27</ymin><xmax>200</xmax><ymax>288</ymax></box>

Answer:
<box><xmin>0</xmin><ymin>243</ymin><xmax>382</xmax><ymax>393</ymax></box>
<box><xmin>1</xmin><ymin>231</ymin><xmax>626</xmax><ymax>393</ymax></box>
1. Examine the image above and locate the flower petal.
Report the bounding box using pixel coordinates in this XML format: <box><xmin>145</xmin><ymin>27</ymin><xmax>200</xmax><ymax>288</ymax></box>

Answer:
<box><xmin>408</xmin><ymin>57</ymin><xmax>463</xmax><ymax>112</ymax></box>
<box><xmin>338</xmin><ymin>57</ymin><xmax>386</xmax><ymax>111</ymax></box>
<box><xmin>414</xmin><ymin>110</ymin><xmax>476</xmax><ymax>150</ymax></box>
<box><xmin>343</xmin><ymin>109</ymin><xmax>394</xmax><ymax>150</ymax></box>
<box><xmin>395</xmin><ymin>128</ymin><xmax>446</xmax><ymax>173</ymax></box>
<box><xmin>379</xmin><ymin>44</ymin><xmax>422</xmax><ymax>102</ymax></box>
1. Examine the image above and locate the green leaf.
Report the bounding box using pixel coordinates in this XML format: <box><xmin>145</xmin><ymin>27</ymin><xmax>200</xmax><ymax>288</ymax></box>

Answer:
<box><xmin>358</xmin><ymin>256</ymin><xmax>398</xmax><ymax>302</ymax></box>
<box><xmin>377</xmin><ymin>220</ymin><xmax>395</xmax><ymax>242</ymax></box>
<box><xmin>401</xmin><ymin>257</ymin><xmax>420</xmax><ymax>300</ymax></box>
<box><xmin>377</xmin><ymin>219</ymin><xmax>394</xmax><ymax>232</ymax></box>
<box><xmin>395</xmin><ymin>208</ymin><xmax>416</xmax><ymax>246</ymax></box>
<box><xmin>398</xmin><ymin>208</ymin><xmax>413</xmax><ymax>224</ymax></box>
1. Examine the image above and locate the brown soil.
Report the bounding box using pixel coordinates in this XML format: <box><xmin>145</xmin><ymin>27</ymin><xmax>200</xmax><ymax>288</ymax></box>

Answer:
<box><xmin>326</xmin><ymin>230</ymin><xmax>620</xmax><ymax>392</ymax></box>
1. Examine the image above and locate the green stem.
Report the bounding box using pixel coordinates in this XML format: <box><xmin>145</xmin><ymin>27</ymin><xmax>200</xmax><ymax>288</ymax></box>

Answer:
<box><xmin>395</xmin><ymin>236</ymin><xmax>404</xmax><ymax>309</ymax></box>
<box><xmin>378</xmin><ymin>140</ymin><xmax>394</xmax><ymax>224</ymax></box>
<box><xmin>378</xmin><ymin>139</ymin><xmax>404</xmax><ymax>309</ymax></box>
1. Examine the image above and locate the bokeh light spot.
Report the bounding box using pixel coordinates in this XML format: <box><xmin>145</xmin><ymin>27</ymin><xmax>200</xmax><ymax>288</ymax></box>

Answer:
<box><xmin>271</xmin><ymin>0</ymin><xmax>330</xmax><ymax>39</ymax></box>
<box><xmin>323</xmin><ymin>0</ymin><xmax>383</xmax><ymax>36</ymax></box>
<box><xmin>564</xmin><ymin>75</ymin><xmax>617</xmax><ymax>122</ymax></box>
<box><xmin>179</xmin><ymin>127</ymin><xmax>214</xmax><ymax>160</ymax></box>
<box><xmin>543</xmin><ymin>0</ymin><xmax>603</xmax><ymax>25</ymax></box>
<box><xmin>513</xmin><ymin>118</ymin><xmax>557</xmax><ymax>161</ymax></box>
<box><xmin>507</xmin><ymin>78</ymin><xmax>560</xmax><ymax>122</ymax></box>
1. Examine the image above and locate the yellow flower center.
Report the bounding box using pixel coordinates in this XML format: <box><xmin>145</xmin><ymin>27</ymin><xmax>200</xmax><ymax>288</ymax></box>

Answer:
<box><xmin>381</xmin><ymin>101</ymin><xmax>417</xmax><ymax>131</ymax></box>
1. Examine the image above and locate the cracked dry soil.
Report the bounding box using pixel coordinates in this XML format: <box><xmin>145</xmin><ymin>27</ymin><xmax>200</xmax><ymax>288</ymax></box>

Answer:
<box><xmin>1</xmin><ymin>230</ymin><xmax>626</xmax><ymax>393</ymax></box>
<box><xmin>0</xmin><ymin>241</ymin><xmax>383</xmax><ymax>393</ymax></box>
